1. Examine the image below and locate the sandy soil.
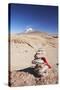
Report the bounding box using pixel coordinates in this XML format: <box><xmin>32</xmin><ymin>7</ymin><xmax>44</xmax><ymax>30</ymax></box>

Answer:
<box><xmin>9</xmin><ymin>32</ymin><xmax>58</xmax><ymax>86</ymax></box>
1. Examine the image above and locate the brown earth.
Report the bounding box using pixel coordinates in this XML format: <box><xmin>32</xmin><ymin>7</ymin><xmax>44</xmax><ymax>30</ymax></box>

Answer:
<box><xmin>9</xmin><ymin>32</ymin><xmax>58</xmax><ymax>86</ymax></box>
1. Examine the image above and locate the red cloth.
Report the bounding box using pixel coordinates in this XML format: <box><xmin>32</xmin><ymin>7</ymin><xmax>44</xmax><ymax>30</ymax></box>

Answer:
<box><xmin>41</xmin><ymin>57</ymin><xmax>52</xmax><ymax>68</ymax></box>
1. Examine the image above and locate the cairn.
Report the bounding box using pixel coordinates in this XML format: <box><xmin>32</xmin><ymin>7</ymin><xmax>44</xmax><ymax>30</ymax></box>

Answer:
<box><xmin>32</xmin><ymin>48</ymin><xmax>51</xmax><ymax>77</ymax></box>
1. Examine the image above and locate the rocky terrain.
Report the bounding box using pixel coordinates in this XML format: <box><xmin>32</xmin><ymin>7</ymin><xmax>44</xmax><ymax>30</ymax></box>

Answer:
<box><xmin>9</xmin><ymin>31</ymin><xmax>58</xmax><ymax>86</ymax></box>
<box><xmin>9</xmin><ymin>67</ymin><xmax>58</xmax><ymax>86</ymax></box>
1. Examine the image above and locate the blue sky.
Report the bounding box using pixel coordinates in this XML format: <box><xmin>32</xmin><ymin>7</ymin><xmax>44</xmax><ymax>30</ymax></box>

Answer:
<box><xmin>9</xmin><ymin>4</ymin><xmax>58</xmax><ymax>34</ymax></box>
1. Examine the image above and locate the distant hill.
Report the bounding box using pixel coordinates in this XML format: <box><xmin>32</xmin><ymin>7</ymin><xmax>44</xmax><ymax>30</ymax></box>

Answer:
<box><xmin>16</xmin><ymin>28</ymin><xmax>58</xmax><ymax>39</ymax></box>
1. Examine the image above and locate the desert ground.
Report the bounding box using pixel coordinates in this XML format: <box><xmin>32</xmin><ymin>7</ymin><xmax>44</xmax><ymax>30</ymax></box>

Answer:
<box><xmin>9</xmin><ymin>32</ymin><xmax>58</xmax><ymax>86</ymax></box>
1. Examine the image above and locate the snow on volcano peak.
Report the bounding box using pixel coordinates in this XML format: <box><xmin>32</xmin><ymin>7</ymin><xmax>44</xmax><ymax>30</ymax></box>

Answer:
<box><xmin>25</xmin><ymin>28</ymin><xmax>33</xmax><ymax>33</ymax></box>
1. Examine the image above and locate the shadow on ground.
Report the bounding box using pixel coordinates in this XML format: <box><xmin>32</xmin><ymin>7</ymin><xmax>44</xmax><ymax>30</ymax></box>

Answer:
<box><xmin>17</xmin><ymin>67</ymin><xmax>38</xmax><ymax>77</ymax></box>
